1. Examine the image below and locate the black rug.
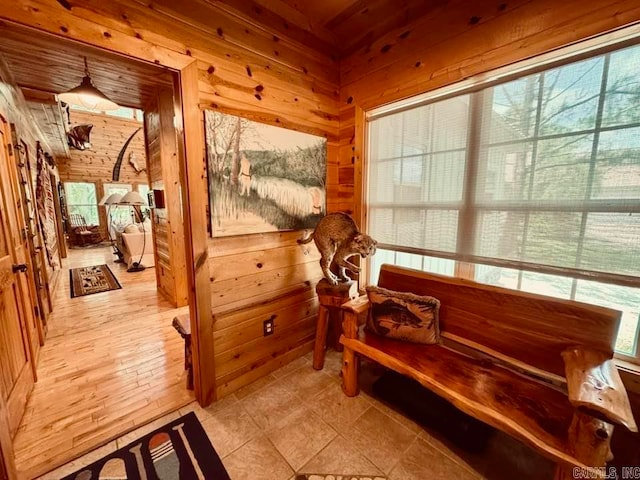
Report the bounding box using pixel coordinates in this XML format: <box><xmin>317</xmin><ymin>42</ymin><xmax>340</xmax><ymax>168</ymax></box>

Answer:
<box><xmin>62</xmin><ymin>412</ymin><xmax>230</xmax><ymax>480</ymax></box>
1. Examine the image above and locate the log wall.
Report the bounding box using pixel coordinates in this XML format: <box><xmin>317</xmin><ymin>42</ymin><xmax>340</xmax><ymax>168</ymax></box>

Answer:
<box><xmin>4</xmin><ymin>0</ymin><xmax>638</xmax><ymax>400</ymax></box>
<box><xmin>0</xmin><ymin>55</ymin><xmax>62</xmax><ymax>300</ymax></box>
<box><xmin>57</xmin><ymin>110</ymin><xmax>149</xmax><ymax>239</ymax></box>
<box><xmin>339</xmin><ymin>0</ymin><xmax>640</xmax><ymax>223</ymax></box>
<box><xmin>144</xmin><ymin>89</ymin><xmax>189</xmax><ymax>307</ymax></box>
<box><xmin>0</xmin><ymin>0</ymin><xmax>340</xmax><ymax>399</ymax></box>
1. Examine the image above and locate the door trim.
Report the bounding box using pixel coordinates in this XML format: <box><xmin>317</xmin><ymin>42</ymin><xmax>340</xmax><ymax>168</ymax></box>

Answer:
<box><xmin>174</xmin><ymin>62</ymin><xmax>217</xmax><ymax>405</ymax></box>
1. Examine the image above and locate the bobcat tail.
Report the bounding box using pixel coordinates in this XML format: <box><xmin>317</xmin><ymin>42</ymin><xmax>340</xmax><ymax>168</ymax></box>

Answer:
<box><xmin>297</xmin><ymin>232</ymin><xmax>313</xmax><ymax>245</ymax></box>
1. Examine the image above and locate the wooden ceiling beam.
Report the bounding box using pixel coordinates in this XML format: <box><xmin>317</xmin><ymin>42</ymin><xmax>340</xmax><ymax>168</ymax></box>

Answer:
<box><xmin>15</xmin><ymin>83</ymin><xmax>144</xmax><ymax>110</ymax></box>
<box><xmin>20</xmin><ymin>87</ymin><xmax>58</xmax><ymax>105</ymax></box>
<box><xmin>203</xmin><ymin>0</ymin><xmax>338</xmax><ymax>57</ymax></box>
<box><xmin>323</xmin><ymin>0</ymin><xmax>372</xmax><ymax>30</ymax></box>
<box><xmin>0</xmin><ymin>19</ymin><xmax>174</xmax><ymax>113</ymax></box>
<box><xmin>250</xmin><ymin>0</ymin><xmax>338</xmax><ymax>46</ymax></box>
<box><xmin>132</xmin><ymin>0</ymin><xmax>339</xmax><ymax>76</ymax></box>
<box><xmin>34</xmin><ymin>101</ymin><xmax>70</xmax><ymax>160</ymax></box>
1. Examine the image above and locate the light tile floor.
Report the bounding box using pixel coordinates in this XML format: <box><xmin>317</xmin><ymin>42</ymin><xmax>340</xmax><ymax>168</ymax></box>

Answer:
<box><xmin>38</xmin><ymin>349</ymin><xmax>554</xmax><ymax>480</ymax></box>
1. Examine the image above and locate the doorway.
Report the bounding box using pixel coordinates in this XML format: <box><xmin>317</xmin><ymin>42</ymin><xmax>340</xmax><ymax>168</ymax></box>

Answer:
<box><xmin>0</xmin><ymin>22</ymin><xmax>209</xmax><ymax>479</ymax></box>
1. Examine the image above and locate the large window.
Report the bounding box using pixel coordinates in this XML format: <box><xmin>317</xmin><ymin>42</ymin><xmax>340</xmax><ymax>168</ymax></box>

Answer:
<box><xmin>70</xmin><ymin>105</ymin><xmax>142</xmax><ymax>121</ymax></box>
<box><xmin>64</xmin><ymin>182</ymin><xmax>99</xmax><ymax>226</ymax></box>
<box><xmin>103</xmin><ymin>183</ymin><xmax>133</xmax><ymax>233</ymax></box>
<box><xmin>367</xmin><ymin>39</ymin><xmax>640</xmax><ymax>360</ymax></box>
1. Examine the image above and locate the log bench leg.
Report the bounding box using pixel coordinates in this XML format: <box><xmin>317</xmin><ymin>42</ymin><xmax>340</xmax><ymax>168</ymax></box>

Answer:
<box><xmin>341</xmin><ymin>306</ymin><xmax>360</xmax><ymax>397</ymax></box>
<box><xmin>554</xmin><ymin>411</ymin><xmax>614</xmax><ymax>480</ymax></box>
<box><xmin>342</xmin><ymin>346</ymin><xmax>359</xmax><ymax>397</ymax></box>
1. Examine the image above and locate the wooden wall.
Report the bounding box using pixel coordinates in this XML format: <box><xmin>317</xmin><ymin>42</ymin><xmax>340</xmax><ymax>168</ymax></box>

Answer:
<box><xmin>3</xmin><ymin>0</ymin><xmax>640</xmax><ymax>402</ymax></box>
<box><xmin>209</xmin><ymin>232</ymin><xmax>322</xmax><ymax>397</ymax></box>
<box><xmin>0</xmin><ymin>55</ymin><xmax>62</xmax><ymax>299</ymax></box>
<box><xmin>339</xmin><ymin>0</ymin><xmax>640</xmax><ymax>223</ymax></box>
<box><xmin>57</xmin><ymin>110</ymin><xmax>148</xmax><ymax>239</ymax></box>
<box><xmin>144</xmin><ymin>89</ymin><xmax>189</xmax><ymax>307</ymax></box>
<box><xmin>0</xmin><ymin>0</ymin><xmax>340</xmax><ymax>400</ymax></box>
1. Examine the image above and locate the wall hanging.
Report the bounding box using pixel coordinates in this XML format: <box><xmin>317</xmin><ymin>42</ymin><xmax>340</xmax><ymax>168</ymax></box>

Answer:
<box><xmin>204</xmin><ymin>110</ymin><xmax>327</xmax><ymax>237</ymax></box>
<box><xmin>35</xmin><ymin>142</ymin><xmax>58</xmax><ymax>268</ymax></box>
<box><xmin>112</xmin><ymin>127</ymin><xmax>142</xmax><ymax>181</ymax></box>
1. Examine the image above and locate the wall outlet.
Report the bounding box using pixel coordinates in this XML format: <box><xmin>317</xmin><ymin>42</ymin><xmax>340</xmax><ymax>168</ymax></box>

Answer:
<box><xmin>263</xmin><ymin>318</ymin><xmax>274</xmax><ymax>336</ymax></box>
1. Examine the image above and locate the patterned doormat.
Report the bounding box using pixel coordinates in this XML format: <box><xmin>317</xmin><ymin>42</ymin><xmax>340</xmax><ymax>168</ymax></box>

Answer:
<box><xmin>62</xmin><ymin>412</ymin><xmax>230</xmax><ymax>479</ymax></box>
<box><xmin>69</xmin><ymin>264</ymin><xmax>122</xmax><ymax>298</ymax></box>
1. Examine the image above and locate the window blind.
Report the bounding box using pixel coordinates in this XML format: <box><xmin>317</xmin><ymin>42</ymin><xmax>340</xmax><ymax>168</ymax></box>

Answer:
<box><xmin>368</xmin><ymin>42</ymin><xmax>640</xmax><ymax>285</ymax></box>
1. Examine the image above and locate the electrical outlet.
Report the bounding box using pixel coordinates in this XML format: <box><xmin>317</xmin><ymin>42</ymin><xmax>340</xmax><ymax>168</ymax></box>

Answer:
<box><xmin>263</xmin><ymin>318</ymin><xmax>274</xmax><ymax>336</ymax></box>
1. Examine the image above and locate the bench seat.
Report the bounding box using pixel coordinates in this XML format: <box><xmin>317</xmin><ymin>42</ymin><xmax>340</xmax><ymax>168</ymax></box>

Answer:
<box><xmin>341</xmin><ymin>329</ymin><xmax>579</xmax><ymax>466</ymax></box>
<box><xmin>338</xmin><ymin>264</ymin><xmax>637</xmax><ymax>478</ymax></box>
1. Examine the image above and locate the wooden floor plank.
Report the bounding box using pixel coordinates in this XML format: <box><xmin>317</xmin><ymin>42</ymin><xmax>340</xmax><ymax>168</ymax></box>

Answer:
<box><xmin>12</xmin><ymin>246</ymin><xmax>194</xmax><ymax>479</ymax></box>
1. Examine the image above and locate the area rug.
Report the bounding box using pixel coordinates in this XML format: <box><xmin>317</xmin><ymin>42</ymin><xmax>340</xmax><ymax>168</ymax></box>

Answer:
<box><xmin>62</xmin><ymin>412</ymin><xmax>230</xmax><ymax>479</ymax></box>
<box><xmin>69</xmin><ymin>264</ymin><xmax>122</xmax><ymax>298</ymax></box>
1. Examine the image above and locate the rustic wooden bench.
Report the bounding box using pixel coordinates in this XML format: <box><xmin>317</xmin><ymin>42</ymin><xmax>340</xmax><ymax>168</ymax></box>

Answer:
<box><xmin>340</xmin><ymin>264</ymin><xmax>637</xmax><ymax>479</ymax></box>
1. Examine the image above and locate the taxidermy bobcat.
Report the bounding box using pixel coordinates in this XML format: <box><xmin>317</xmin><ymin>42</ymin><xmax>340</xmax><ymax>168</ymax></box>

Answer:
<box><xmin>298</xmin><ymin>212</ymin><xmax>377</xmax><ymax>285</ymax></box>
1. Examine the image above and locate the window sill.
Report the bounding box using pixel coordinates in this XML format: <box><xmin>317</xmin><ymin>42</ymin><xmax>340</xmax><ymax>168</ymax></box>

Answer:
<box><xmin>616</xmin><ymin>358</ymin><xmax>640</xmax><ymax>375</ymax></box>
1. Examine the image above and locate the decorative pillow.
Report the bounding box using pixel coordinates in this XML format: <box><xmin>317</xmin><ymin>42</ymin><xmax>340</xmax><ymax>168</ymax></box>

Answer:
<box><xmin>124</xmin><ymin>224</ymin><xmax>139</xmax><ymax>234</ymax></box>
<box><xmin>366</xmin><ymin>285</ymin><xmax>441</xmax><ymax>344</ymax></box>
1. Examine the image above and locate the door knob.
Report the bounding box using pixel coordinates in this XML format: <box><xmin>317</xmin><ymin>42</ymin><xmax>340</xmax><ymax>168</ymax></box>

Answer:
<box><xmin>12</xmin><ymin>264</ymin><xmax>27</xmax><ymax>273</ymax></box>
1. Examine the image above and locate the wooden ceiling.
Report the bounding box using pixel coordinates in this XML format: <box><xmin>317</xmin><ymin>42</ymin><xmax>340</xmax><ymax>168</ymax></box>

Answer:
<box><xmin>0</xmin><ymin>21</ymin><xmax>174</xmax><ymax>110</ymax></box>
<box><xmin>21</xmin><ymin>88</ymin><xmax>69</xmax><ymax>161</ymax></box>
<box><xmin>0</xmin><ymin>21</ymin><xmax>174</xmax><ymax>159</ymax></box>
<box><xmin>227</xmin><ymin>0</ymin><xmax>445</xmax><ymax>58</ymax></box>
<box><xmin>148</xmin><ymin>0</ymin><xmax>443</xmax><ymax>60</ymax></box>
<box><xmin>0</xmin><ymin>1</ymin><xmax>442</xmax><ymax>158</ymax></box>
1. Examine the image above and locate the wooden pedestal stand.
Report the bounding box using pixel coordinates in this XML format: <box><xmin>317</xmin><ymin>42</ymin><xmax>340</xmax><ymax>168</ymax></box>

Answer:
<box><xmin>313</xmin><ymin>279</ymin><xmax>358</xmax><ymax>370</ymax></box>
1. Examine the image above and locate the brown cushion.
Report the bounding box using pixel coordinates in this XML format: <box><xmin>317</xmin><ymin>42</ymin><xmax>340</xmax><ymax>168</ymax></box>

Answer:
<box><xmin>365</xmin><ymin>285</ymin><xmax>441</xmax><ymax>344</ymax></box>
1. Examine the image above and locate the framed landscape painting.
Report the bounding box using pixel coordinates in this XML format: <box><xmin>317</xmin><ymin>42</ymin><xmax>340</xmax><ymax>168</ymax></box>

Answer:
<box><xmin>204</xmin><ymin>110</ymin><xmax>327</xmax><ymax>237</ymax></box>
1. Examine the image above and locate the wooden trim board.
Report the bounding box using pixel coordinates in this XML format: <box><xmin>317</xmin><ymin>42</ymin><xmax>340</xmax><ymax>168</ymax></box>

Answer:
<box><xmin>174</xmin><ymin>62</ymin><xmax>217</xmax><ymax>405</ymax></box>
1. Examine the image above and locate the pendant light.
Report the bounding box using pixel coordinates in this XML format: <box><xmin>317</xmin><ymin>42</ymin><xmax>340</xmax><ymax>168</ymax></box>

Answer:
<box><xmin>58</xmin><ymin>57</ymin><xmax>119</xmax><ymax>111</ymax></box>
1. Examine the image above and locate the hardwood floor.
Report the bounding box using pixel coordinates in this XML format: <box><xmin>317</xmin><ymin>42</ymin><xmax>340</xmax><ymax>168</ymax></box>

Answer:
<box><xmin>12</xmin><ymin>246</ymin><xmax>194</xmax><ymax>479</ymax></box>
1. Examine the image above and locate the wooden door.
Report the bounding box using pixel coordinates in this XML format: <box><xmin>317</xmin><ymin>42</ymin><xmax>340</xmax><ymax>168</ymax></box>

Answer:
<box><xmin>4</xmin><ymin>130</ymin><xmax>39</xmax><ymax>373</ymax></box>
<box><xmin>0</xmin><ymin>387</ymin><xmax>15</xmax><ymax>480</ymax></box>
<box><xmin>0</xmin><ymin>115</ymin><xmax>35</xmax><ymax>440</ymax></box>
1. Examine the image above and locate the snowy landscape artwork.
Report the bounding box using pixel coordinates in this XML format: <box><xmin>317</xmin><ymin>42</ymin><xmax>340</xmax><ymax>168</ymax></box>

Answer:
<box><xmin>204</xmin><ymin>110</ymin><xmax>327</xmax><ymax>237</ymax></box>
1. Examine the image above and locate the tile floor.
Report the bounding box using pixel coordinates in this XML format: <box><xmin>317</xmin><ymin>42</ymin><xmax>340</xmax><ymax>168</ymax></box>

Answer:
<box><xmin>38</xmin><ymin>349</ymin><xmax>554</xmax><ymax>480</ymax></box>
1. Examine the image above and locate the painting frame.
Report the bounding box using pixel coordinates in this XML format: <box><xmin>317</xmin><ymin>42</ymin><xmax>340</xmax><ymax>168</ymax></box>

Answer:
<box><xmin>204</xmin><ymin>110</ymin><xmax>327</xmax><ymax>237</ymax></box>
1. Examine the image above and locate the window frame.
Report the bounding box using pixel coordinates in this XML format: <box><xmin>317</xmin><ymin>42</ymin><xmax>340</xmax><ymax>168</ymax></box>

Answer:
<box><xmin>364</xmin><ymin>26</ymin><xmax>640</xmax><ymax>364</ymax></box>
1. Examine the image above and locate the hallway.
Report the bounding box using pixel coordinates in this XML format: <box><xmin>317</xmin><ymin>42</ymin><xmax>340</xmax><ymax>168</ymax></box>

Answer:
<box><xmin>12</xmin><ymin>246</ymin><xmax>193</xmax><ymax>479</ymax></box>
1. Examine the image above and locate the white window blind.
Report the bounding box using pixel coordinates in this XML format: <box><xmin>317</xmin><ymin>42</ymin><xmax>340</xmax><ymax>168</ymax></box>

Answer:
<box><xmin>368</xmin><ymin>42</ymin><xmax>640</xmax><ymax>286</ymax></box>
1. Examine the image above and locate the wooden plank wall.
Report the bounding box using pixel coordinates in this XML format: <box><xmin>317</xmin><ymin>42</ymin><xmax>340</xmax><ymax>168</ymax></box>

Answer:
<box><xmin>57</xmin><ymin>110</ymin><xmax>149</xmax><ymax>239</ymax></box>
<box><xmin>144</xmin><ymin>89</ymin><xmax>189</xmax><ymax>307</ymax></box>
<box><xmin>0</xmin><ymin>55</ymin><xmax>62</xmax><ymax>298</ymax></box>
<box><xmin>0</xmin><ymin>0</ymin><xmax>340</xmax><ymax>399</ymax></box>
<box><xmin>143</xmin><ymin>99</ymin><xmax>173</xmax><ymax>302</ymax></box>
<box><xmin>339</xmin><ymin>0</ymin><xmax>640</xmax><ymax>224</ymax></box>
<box><xmin>209</xmin><ymin>232</ymin><xmax>322</xmax><ymax>397</ymax></box>
<box><xmin>2</xmin><ymin>0</ymin><xmax>640</xmax><ymax>402</ymax></box>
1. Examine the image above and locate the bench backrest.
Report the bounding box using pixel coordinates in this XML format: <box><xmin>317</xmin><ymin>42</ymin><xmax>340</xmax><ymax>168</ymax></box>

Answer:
<box><xmin>377</xmin><ymin>264</ymin><xmax>621</xmax><ymax>378</ymax></box>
